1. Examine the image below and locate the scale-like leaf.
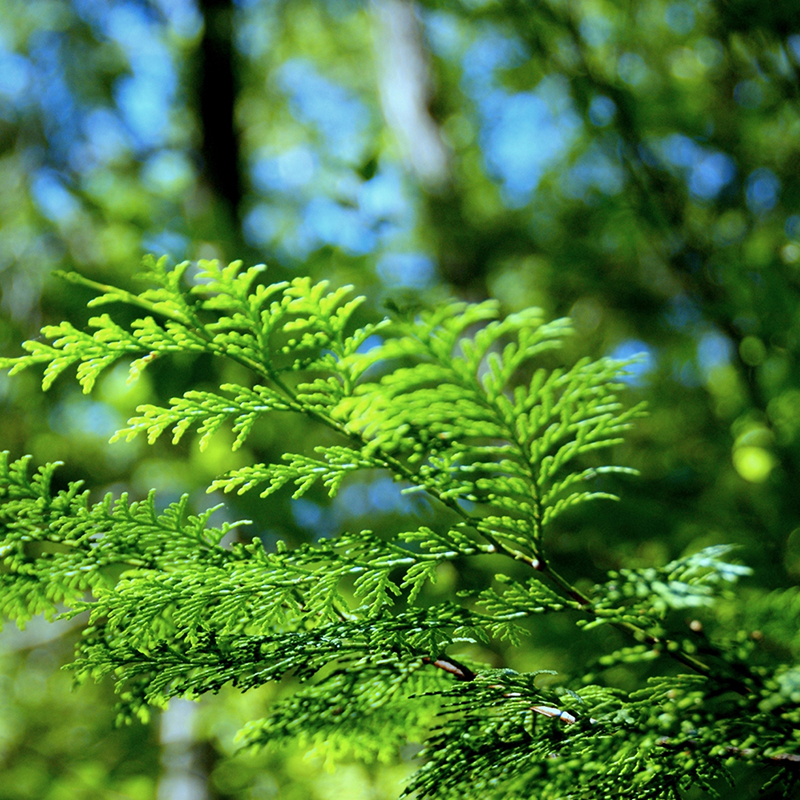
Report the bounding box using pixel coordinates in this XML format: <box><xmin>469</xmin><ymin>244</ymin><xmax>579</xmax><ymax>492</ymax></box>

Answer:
<box><xmin>3</xmin><ymin>261</ymin><xmax>791</xmax><ymax>798</ymax></box>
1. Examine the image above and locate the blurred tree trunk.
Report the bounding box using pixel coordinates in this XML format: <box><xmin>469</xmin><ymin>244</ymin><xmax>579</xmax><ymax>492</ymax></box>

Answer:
<box><xmin>195</xmin><ymin>0</ymin><xmax>249</xmax><ymax>261</ymax></box>
<box><xmin>372</xmin><ymin>0</ymin><xmax>491</xmax><ymax>297</ymax></box>
<box><xmin>157</xmin><ymin>700</ymin><xmax>209</xmax><ymax>800</ymax></box>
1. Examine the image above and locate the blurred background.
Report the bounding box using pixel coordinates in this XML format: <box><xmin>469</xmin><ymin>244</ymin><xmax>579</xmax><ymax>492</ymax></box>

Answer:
<box><xmin>0</xmin><ymin>0</ymin><xmax>799</xmax><ymax>797</ymax></box>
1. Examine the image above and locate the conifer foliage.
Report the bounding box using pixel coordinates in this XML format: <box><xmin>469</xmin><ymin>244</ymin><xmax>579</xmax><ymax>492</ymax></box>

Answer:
<box><xmin>1</xmin><ymin>259</ymin><xmax>798</xmax><ymax>798</ymax></box>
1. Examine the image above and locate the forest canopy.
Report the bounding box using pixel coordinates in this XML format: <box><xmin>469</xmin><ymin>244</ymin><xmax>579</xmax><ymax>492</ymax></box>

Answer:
<box><xmin>0</xmin><ymin>1</ymin><xmax>799</xmax><ymax>799</ymax></box>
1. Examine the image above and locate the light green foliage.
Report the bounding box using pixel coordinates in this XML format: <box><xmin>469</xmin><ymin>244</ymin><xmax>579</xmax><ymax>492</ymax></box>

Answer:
<box><xmin>1</xmin><ymin>260</ymin><xmax>798</xmax><ymax>798</ymax></box>
<box><xmin>585</xmin><ymin>545</ymin><xmax>755</xmax><ymax>629</ymax></box>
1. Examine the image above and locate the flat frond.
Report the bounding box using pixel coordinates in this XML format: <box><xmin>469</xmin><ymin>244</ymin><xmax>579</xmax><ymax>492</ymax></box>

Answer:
<box><xmin>210</xmin><ymin>446</ymin><xmax>380</xmax><ymax>497</ymax></box>
<box><xmin>112</xmin><ymin>383</ymin><xmax>295</xmax><ymax>448</ymax></box>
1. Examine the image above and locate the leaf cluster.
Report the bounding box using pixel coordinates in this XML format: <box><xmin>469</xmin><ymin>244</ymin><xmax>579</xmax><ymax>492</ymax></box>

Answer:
<box><xmin>1</xmin><ymin>259</ymin><xmax>798</xmax><ymax>798</ymax></box>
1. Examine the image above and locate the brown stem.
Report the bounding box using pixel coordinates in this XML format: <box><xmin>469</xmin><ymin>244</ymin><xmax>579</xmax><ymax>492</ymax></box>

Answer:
<box><xmin>422</xmin><ymin>654</ymin><xmax>476</xmax><ymax>682</ymax></box>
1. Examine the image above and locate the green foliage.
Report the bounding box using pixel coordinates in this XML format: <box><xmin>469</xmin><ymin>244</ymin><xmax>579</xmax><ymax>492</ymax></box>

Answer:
<box><xmin>1</xmin><ymin>260</ymin><xmax>798</xmax><ymax>798</ymax></box>
<box><xmin>585</xmin><ymin>545</ymin><xmax>755</xmax><ymax>629</ymax></box>
<box><xmin>407</xmin><ymin>667</ymin><xmax>800</xmax><ymax>800</ymax></box>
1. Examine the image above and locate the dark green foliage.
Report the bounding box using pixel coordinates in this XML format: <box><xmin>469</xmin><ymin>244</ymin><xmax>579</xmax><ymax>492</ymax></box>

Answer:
<box><xmin>1</xmin><ymin>260</ymin><xmax>798</xmax><ymax>798</ymax></box>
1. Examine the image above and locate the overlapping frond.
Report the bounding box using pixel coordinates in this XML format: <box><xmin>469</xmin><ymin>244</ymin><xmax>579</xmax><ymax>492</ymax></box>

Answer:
<box><xmin>2</xmin><ymin>259</ymin><xmax>793</xmax><ymax>798</ymax></box>
<box><xmin>337</xmin><ymin>301</ymin><xmax>645</xmax><ymax>553</ymax></box>
<box><xmin>71</xmin><ymin>606</ymin><xmax>476</xmax><ymax>723</ymax></box>
<box><xmin>0</xmin><ymin>451</ymin><xmax>238</xmax><ymax>627</ymax></box>
<box><xmin>405</xmin><ymin>665</ymin><xmax>800</xmax><ymax>800</ymax></box>
<box><xmin>1</xmin><ymin>260</ymin><xmax>642</xmax><ymax>558</ymax></box>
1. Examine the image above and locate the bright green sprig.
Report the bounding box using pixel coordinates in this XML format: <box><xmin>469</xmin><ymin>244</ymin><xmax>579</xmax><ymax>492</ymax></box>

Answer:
<box><xmin>0</xmin><ymin>451</ymin><xmax>239</xmax><ymax>628</ymax></box>
<box><xmin>210</xmin><ymin>446</ymin><xmax>381</xmax><ymax>497</ymax></box>
<box><xmin>112</xmin><ymin>383</ymin><xmax>296</xmax><ymax>448</ymax></box>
